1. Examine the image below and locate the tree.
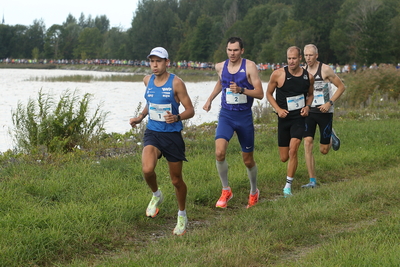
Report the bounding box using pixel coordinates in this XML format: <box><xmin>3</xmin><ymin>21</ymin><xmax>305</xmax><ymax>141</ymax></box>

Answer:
<box><xmin>78</xmin><ymin>13</ymin><xmax>94</xmax><ymax>28</ymax></box>
<box><xmin>223</xmin><ymin>4</ymin><xmax>278</xmax><ymax>62</ymax></box>
<box><xmin>44</xmin><ymin>24</ymin><xmax>63</xmax><ymax>59</ymax></box>
<box><xmin>32</xmin><ymin>47</ymin><xmax>39</xmax><ymax>60</ymax></box>
<box><xmin>225</xmin><ymin>3</ymin><xmax>292</xmax><ymax>63</ymax></box>
<box><xmin>0</xmin><ymin>24</ymin><xmax>13</xmax><ymax>58</ymax></box>
<box><xmin>63</xmin><ymin>14</ymin><xmax>78</xmax><ymax>26</ymax></box>
<box><xmin>2</xmin><ymin>0</ymin><xmax>399</xmax><ymax>64</ymax></box>
<box><xmin>74</xmin><ymin>27</ymin><xmax>102</xmax><ymax>59</ymax></box>
<box><xmin>390</xmin><ymin>14</ymin><xmax>400</xmax><ymax>62</ymax></box>
<box><xmin>187</xmin><ymin>15</ymin><xmax>214</xmax><ymax>61</ymax></box>
<box><xmin>355</xmin><ymin>1</ymin><xmax>394</xmax><ymax>64</ymax></box>
<box><xmin>95</xmin><ymin>15</ymin><xmax>110</xmax><ymax>34</ymax></box>
<box><xmin>60</xmin><ymin>22</ymin><xmax>81</xmax><ymax>59</ymax></box>
<box><xmin>102</xmin><ymin>27</ymin><xmax>128</xmax><ymax>59</ymax></box>
<box><xmin>24</xmin><ymin>20</ymin><xmax>46</xmax><ymax>59</ymax></box>
<box><xmin>330</xmin><ymin>0</ymin><xmax>398</xmax><ymax>64</ymax></box>
<box><xmin>222</xmin><ymin>0</ymin><xmax>239</xmax><ymax>33</ymax></box>
<box><xmin>128</xmin><ymin>0</ymin><xmax>180</xmax><ymax>59</ymax></box>
<box><xmin>293</xmin><ymin>0</ymin><xmax>344</xmax><ymax>63</ymax></box>
<box><xmin>8</xmin><ymin>25</ymin><xmax>29</xmax><ymax>58</ymax></box>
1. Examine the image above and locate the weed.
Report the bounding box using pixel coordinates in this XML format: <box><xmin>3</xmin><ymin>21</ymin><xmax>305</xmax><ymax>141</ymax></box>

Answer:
<box><xmin>11</xmin><ymin>89</ymin><xmax>108</xmax><ymax>153</ymax></box>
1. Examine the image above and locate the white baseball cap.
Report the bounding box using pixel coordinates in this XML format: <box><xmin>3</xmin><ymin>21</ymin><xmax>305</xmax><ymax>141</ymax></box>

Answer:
<box><xmin>147</xmin><ymin>47</ymin><xmax>169</xmax><ymax>59</ymax></box>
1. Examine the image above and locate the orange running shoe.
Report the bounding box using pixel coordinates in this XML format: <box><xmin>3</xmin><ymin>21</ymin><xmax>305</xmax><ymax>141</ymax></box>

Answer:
<box><xmin>246</xmin><ymin>189</ymin><xmax>260</xmax><ymax>208</ymax></box>
<box><xmin>215</xmin><ymin>187</ymin><xmax>233</xmax><ymax>208</ymax></box>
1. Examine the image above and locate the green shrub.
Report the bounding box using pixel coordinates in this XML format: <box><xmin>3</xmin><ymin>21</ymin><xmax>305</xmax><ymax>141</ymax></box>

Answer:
<box><xmin>11</xmin><ymin>89</ymin><xmax>109</xmax><ymax>153</ymax></box>
<box><xmin>341</xmin><ymin>66</ymin><xmax>400</xmax><ymax>108</ymax></box>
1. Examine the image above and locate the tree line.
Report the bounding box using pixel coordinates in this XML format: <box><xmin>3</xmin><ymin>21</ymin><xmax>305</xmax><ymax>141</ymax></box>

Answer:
<box><xmin>1</xmin><ymin>0</ymin><xmax>399</xmax><ymax>66</ymax></box>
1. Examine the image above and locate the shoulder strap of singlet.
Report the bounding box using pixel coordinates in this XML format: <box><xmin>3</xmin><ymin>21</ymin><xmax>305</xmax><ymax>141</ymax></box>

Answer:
<box><xmin>305</xmin><ymin>62</ymin><xmax>321</xmax><ymax>78</ymax></box>
<box><xmin>284</xmin><ymin>65</ymin><xmax>290</xmax><ymax>78</ymax></box>
<box><xmin>316</xmin><ymin>62</ymin><xmax>323</xmax><ymax>76</ymax></box>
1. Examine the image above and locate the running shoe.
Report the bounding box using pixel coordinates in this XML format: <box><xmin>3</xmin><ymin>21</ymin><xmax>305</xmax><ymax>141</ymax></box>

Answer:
<box><xmin>331</xmin><ymin>128</ymin><xmax>340</xmax><ymax>151</ymax></box>
<box><xmin>215</xmin><ymin>187</ymin><xmax>233</xmax><ymax>208</ymax></box>
<box><xmin>246</xmin><ymin>189</ymin><xmax>260</xmax><ymax>208</ymax></box>
<box><xmin>283</xmin><ymin>188</ymin><xmax>292</xmax><ymax>198</ymax></box>
<box><xmin>301</xmin><ymin>181</ymin><xmax>316</xmax><ymax>188</ymax></box>
<box><xmin>146</xmin><ymin>191</ymin><xmax>164</xmax><ymax>218</ymax></box>
<box><xmin>173</xmin><ymin>215</ymin><xmax>188</xmax><ymax>236</ymax></box>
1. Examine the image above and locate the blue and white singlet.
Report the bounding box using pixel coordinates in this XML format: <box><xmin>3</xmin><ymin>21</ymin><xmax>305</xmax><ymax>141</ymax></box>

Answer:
<box><xmin>144</xmin><ymin>73</ymin><xmax>182</xmax><ymax>132</ymax></box>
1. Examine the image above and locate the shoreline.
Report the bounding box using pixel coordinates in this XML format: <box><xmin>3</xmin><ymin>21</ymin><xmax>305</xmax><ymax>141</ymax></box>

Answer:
<box><xmin>0</xmin><ymin>63</ymin><xmax>272</xmax><ymax>82</ymax></box>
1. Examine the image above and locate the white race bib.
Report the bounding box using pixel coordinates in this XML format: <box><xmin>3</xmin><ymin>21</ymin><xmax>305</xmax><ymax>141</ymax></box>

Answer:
<box><xmin>226</xmin><ymin>88</ymin><xmax>247</xmax><ymax>104</ymax></box>
<box><xmin>148</xmin><ymin>103</ymin><xmax>172</xmax><ymax>121</ymax></box>
<box><xmin>313</xmin><ymin>82</ymin><xmax>330</xmax><ymax>106</ymax></box>
<box><xmin>313</xmin><ymin>93</ymin><xmax>325</xmax><ymax>105</ymax></box>
<box><xmin>286</xmin><ymin>94</ymin><xmax>305</xmax><ymax>111</ymax></box>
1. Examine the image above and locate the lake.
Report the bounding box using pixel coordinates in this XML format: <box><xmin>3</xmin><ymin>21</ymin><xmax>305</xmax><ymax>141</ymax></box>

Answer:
<box><xmin>1</xmin><ymin>68</ymin><xmax>268</xmax><ymax>152</ymax></box>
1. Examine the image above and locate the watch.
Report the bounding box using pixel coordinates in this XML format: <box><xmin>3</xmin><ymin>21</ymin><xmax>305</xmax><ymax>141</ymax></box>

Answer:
<box><xmin>239</xmin><ymin>87</ymin><xmax>244</xmax><ymax>94</ymax></box>
<box><xmin>329</xmin><ymin>100</ymin><xmax>334</xmax><ymax>105</ymax></box>
<box><xmin>176</xmin><ymin>114</ymin><xmax>181</xmax><ymax>122</ymax></box>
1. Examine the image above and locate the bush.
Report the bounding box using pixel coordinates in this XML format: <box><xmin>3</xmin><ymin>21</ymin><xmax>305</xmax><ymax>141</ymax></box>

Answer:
<box><xmin>342</xmin><ymin>66</ymin><xmax>400</xmax><ymax>108</ymax></box>
<box><xmin>11</xmin><ymin>89</ymin><xmax>109</xmax><ymax>153</ymax></box>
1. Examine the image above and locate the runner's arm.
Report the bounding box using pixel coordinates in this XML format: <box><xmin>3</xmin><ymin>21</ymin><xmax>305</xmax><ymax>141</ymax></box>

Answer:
<box><xmin>243</xmin><ymin>60</ymin><xmax>264</xmax><ymax>100</ymax></box>
<box><xmin>173</xmin><ymin>76</ymin><xmax>195</xmax><ymax>122</ymax></box>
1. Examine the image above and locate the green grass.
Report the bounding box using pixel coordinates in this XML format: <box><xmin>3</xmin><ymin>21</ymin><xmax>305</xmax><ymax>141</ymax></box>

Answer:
<box><xmin>1</xmin><ymin>118</ymin><xmax>400</xmax><ymax>266</ymax></box>
<box><xmin>1</xmin><ymin>66</ymin><xmax>400</xmax><ymax>265</ymax></box>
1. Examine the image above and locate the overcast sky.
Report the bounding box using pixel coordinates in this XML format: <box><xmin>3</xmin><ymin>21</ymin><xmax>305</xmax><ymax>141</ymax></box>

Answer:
<box><xmin>2</xmin><ymin>0</ymin><xmax>140</xmax><ymax>30</ymax></box>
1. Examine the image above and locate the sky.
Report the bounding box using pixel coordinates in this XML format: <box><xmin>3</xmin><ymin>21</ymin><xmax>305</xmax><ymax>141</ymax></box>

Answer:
<box><xmin>2</xmin><ymin>0</ymin><xmax>140</xmax><ymax>30</ymax></box>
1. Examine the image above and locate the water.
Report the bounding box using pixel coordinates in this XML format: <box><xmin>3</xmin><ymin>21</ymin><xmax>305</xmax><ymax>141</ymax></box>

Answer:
<box><xmin>1</xmin><ymin>68</ymin><xmax>268</xmax><ymax>152</ymax></box>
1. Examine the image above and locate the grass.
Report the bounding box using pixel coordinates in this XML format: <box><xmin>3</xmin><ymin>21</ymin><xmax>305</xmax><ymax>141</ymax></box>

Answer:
<box><xmin>1</xmin><ymin>65</ymin><xmax>400</xmax><ymax>265</ymax></box>
<box><xmin>1</xmin><ymin>117</ymin><xmax>400</xmax><ymax>266</ymax></box>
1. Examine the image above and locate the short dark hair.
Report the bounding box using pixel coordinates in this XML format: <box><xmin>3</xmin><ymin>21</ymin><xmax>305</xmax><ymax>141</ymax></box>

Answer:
<box><xmin>227</xmin><ymin>37</ymin><xmax>244</xmax><ymax>49</ymax></box>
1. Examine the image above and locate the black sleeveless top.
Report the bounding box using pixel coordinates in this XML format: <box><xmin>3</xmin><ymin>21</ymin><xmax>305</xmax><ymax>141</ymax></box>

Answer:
<box><xmin>276</xmin><ymin>66</ymin><xmax>310</xmax><ymax>119</ymax></box>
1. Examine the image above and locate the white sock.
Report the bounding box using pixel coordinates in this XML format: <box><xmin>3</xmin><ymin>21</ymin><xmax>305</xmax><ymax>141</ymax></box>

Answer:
<box><xmin>178</xmin><ymin>210</ymin><xmax>186</xmax><ymax>217</ymax></box>
<box><xmin>284</xmin><ymin>177</ymin><xmax>294</xmax><ymax>189</ymax></box>
<box><xmin>153</xmin><ymin>189</ymin><xmax>161</xmax><ymax>197</ymax></box>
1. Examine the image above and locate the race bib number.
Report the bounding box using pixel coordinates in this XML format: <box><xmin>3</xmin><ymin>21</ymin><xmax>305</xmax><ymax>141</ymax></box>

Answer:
<box><xmin>313</xmin><ymin>92</ymin><xmax>325</xmax><ymax>106</ymax></box>
<box><xmin>148</xmin><ymin>103</ymin><xmax>171</xmax><ymax>121</ymax></box>
<box><xmin>286</xmin><ymin>94</ymin><xmax>305</xmax><ymax>111</ymax></box>
<box><xmin>313</xmin><ymin>82</ymin><xmax>330</xmax><ymax>106</ymax></box>
<box><xmin>226</xmin><ymin>88</ymin><xmax>247</xmax><ymax>104</ymax></box>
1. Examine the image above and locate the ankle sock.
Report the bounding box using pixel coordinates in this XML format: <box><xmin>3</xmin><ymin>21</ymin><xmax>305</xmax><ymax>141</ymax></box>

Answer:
<box><xmin>178</xmin><ymin>210</ymin><xmax>186</xmax><ymax>217</ymax></box>
<box><xmin>153</xmin><ymin>189</ymin><xmax>161</xmax><ymax>197</ymax></box>
<box><xmin>284</xmin><ymin>177</ymin><xmax>294</xmax><ymax>189</ymax></box>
